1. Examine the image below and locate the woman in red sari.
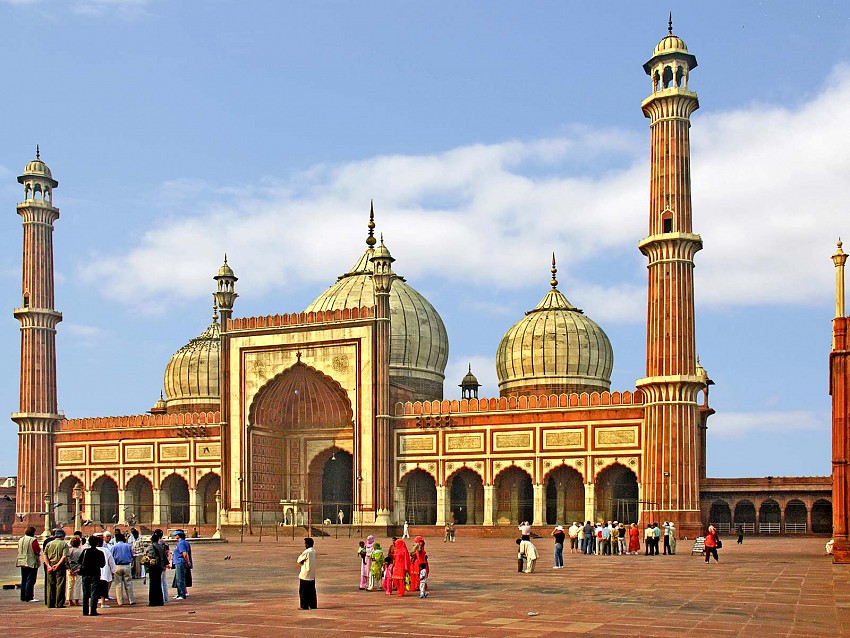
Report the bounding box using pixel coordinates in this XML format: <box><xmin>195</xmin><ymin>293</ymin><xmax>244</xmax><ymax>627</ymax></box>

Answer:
<box><xmin>627</xmin><ymin>523</ymin><xmax>641</xmax><ymax>555</ymax></box>
<box><xmin>409</xmin><ymin>536</ymin><xmax>428</xmax><ymax>593</ymax></box>
<box><xmin>391</xmin><ymin>539</ymin><xmax>411</xmax><ymax>597</ymax></box>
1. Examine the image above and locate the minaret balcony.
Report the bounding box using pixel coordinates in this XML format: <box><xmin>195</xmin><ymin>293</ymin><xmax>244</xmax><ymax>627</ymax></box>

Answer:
<box><xmin>13</xmin><ymin>307</ymin><xmax>62</xmax><ymax>328</ymax></box>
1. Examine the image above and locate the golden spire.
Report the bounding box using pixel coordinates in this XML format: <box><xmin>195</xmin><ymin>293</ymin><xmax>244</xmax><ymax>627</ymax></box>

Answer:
<box><xmin>668</xmin><ymin>11</ymin><xmax>673</xmax><ymax>35</ymax></box>
<box><xmin>366</xmin><ymin>200</ymin><xmax>377</xmax><ymax>247</ymax></box>
<box><xmin>550</xmin><ymin>253</ymin><xmax>558</xmax><ymax>290</ymax></box>
<box><xmin>834</xmin><ymin>238</ymin><xmax>847</xmax><ymax>319</ymax></box>
<box><xmin>36</xmin><ymin>144</ymin><xmax>40</xmax><ymax>160</ymax></box>
<box><xmin>213</xmin><ymin>300</ymin><xmax>219</xmax><ymax>324</ymax></box>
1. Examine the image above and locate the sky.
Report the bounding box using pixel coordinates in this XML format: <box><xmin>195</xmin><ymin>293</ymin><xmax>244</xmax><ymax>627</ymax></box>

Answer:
<box><xmin>1</xmin><ymin>1</ymin><xmax>850</xmax><ymax>478</ymax></box>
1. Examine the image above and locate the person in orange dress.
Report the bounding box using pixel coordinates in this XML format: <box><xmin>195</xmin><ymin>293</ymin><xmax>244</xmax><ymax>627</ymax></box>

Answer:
<box><xmin>391</xmin><ymin>539</ymin><xmax>411</xmax><ymax>597</ymax></box>
<box><xmin>409</xmin><ymin>536</ymin><xmax>428</xmax><ymax>593</ymax></box>
<box><xmin>627</xmin><ymin>523</ymin><xmax>641</xmax><ymax>555</ymax></box>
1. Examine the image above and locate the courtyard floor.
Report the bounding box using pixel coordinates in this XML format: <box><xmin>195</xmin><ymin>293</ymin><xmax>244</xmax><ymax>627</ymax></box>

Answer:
<box><xmin>1</xmin><ymin>533</ymin><xmax>848</xmax><ymax>637</ymax></box>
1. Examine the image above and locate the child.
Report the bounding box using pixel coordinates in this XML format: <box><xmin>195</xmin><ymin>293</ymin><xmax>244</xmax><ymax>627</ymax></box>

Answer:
<box><xmin>357</xmin><ymin>541</ymin><xmax>367</xmax><ymax>590</ymax></box>
<box><xmin>418</xmin><ymin>561</ymin><xmax>428</xmax><ymax>598</ymax></box>
<box><xmin>382</xmin><ymin>552</ymin><xmax>394</xmax><ymax>595</ymax></box>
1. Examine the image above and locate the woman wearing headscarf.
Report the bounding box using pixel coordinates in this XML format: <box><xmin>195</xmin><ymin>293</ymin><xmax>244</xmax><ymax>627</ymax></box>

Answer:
<box><xmin>391</xmin><ymin>538</ymin><xmax>411</xmax><ymax>597</ymax></box>
<box><xmin>360</xmin><ymin>535</ymin><xmax>375</xmax><ymax>590</ymax></box>
<box><xmin>704</xmin><ymin>525</ymin><xmax>720</xmax><ymax>563</ymax></box>
<box><xmin>409</xmin><ymin>535</ymin><xmax>427</xmax><ymax>592</ymax></box>
<box><xmin>367</xmin><ymin>541</ymin><xmax>384</xmax><ymax>591</ymax></box>
<box><xmin>144</xmin><ymin>532</ymin><xmax>167</xmax><ymax>606</ymax></box>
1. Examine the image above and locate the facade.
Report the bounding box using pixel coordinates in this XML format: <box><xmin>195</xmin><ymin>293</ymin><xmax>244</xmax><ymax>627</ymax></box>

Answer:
<box><xmin>10</xmin><ymin>25</ymin><xmax>832</xmax><ymax>537</ymax></box>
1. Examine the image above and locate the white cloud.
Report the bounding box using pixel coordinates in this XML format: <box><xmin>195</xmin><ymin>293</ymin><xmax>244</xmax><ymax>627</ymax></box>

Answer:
<box><xmin>708</xmin><ymin>410</ymin><xmax>827</xmax><ymax>439</ymax></box>
<box><xmin>0</xmin><ymin>0</ymin><xmax>152</xmax><ymax>18</ymax></box>
<box><xmin>64</xmin><ymin>323</ymin><xmax>103</xmax><ymax>338</ymax></box>
<box><xmin>79</xmin><ymin>67</ymin><xmax>850</xmax><ymax>321</ymax></box>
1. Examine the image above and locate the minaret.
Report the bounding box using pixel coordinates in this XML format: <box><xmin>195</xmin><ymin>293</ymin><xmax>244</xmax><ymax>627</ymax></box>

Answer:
<box><xmin>830</xmin><ymin>240</ymin><xmax>850</xmax><ymax>563</ymax></box>
<box><xmin>12</xmin><ymin>148</ymin><xmax>62</xmax><ymax>531</ymax></box>
<box><xmin>370</xmin><ymin>229</ymin><xmax>394</xmax><ymax>526</ymax></box>
<box><xmin>636</xmin><ymin>19</ymin><xmax>706</xmax><ymax>537</ymax></box>
<box><xmin>213</xmin><ymin>255</ymin><xmax>238</xmax><ymax>327</ymax></box>
<box><xmin>459</xmin><ymin>364</ymin><xmax>481</xmax><ymax>399</ymax></box>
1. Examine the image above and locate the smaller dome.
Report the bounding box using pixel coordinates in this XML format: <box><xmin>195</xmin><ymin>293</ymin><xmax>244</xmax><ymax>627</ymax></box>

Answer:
<box><xmin>460</xmin><ymin>364</ymin><xmax>480</xmax><ymax>388</ymax></box>
<box><xmin>215</xmin><ymin>255</ymin><xmax>236</xmax><ymax>280</ymax></box>
<box><xmin>18</xmin><ymin>147</ymin><xmax>58</xmax><ymax>187</ymax></box>
<box><xmin>653</xmin><ymin>34</ymin><xmax>688</xmax><ymax>57</ymax></box>
<box><xmin>163</xmin><ymin>320</ymin><xmax>221</xmax><ymax>412</ymax></box>
<box><xmin>372</xmin><ymin>239</ymin><xmax>394</xmax><ymax>261</ymax></box>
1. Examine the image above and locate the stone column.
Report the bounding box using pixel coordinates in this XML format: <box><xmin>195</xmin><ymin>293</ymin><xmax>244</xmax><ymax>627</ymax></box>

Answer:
<box><xmin>483</xmin><ymin>485</ymin><xmax>494</xmax><ymax>526</ymax></box>
<box><xmin>584</xmin><ymin>483</ymin><xmax>596</xmax><ymax>523</ymax></box>
<box><xmin>188</xmin><ymin>486</ymin><xmax>199</xmax><ymax>526</ymax></box>
<box><xmin>394</xmin><ymin>486</ymin><xmax>405</xmax><ymax>525</ymax></box>
<box><xmin>435</xmin><ymin>485</ymin><xmax>447</xmax><ymax>526</ymax></box>
<box><xmin>151</xmin><ymin>489</ymin><xmax>163</xmax><ymax>526</ymax></box>
<box><xmin>556</xmin><ymin>482</ymin><xmax>565</xmax><ymax>525</ymax></box>
<box><xmin>533</xmin><ymin>484</ymin><xmax>544</xmax><ymax>526</ymax></box>
<box><xmin>466</xmin><ymin>485</ymin><xmax>475</xmax><ymax>524</ymax></box>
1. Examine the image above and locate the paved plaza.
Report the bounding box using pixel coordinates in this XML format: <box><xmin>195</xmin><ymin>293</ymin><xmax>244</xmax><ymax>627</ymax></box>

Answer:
<box><xmin>1</xmin><ymin>534</ymin><xmax>848</xmax><ymax>637</ymax></box>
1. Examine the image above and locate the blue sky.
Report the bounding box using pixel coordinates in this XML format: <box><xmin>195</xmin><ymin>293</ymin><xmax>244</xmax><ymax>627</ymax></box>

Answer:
<box><xmin>1</xmin><ymin>1</ymin><xmax>849</xmax><ymax>478</ymax></box>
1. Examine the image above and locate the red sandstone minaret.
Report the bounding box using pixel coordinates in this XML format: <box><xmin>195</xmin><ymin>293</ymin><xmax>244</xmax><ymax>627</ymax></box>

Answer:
<box><xmin>636</xmin><ymin>18</ymin><xmax>706</xmax><ymax>537</ymax></box>
<box><xmin>830</xmin><ymin>240</ymin><xmax>850</xmax><ymax>563</ymax></box>
<box><xmin>12</xmin><ymin>148</ymin><xmax>62</xmax><ymax>531</ymax></box>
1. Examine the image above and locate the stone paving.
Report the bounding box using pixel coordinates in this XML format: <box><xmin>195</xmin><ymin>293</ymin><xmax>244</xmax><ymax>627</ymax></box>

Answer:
<box><xmin>1</xmin><ymin>533</ymin><xmax>848</xmax><ymax>637</ymax></box>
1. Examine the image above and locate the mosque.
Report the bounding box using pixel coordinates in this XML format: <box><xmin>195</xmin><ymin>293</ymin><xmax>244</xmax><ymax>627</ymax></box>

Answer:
<box><xmin>9</xmin><ymin>24</ymin><xmax>832</xmax><ymax>538</ymax></box>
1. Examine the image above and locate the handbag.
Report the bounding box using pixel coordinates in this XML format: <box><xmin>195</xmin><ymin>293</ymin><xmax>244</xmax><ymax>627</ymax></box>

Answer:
<box><xmin>716</xmin><ymin>539</ymin><xmax>723</xmax><ymax>549</ymax></box>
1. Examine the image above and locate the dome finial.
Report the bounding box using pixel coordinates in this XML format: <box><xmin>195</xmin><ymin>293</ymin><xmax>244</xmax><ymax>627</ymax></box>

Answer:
<box><xmin>550</xmin><ymin>252</ymin><xmax>558</xmax><ymax>289</ymax></box>
<box><xmin>36</xmin><ymin>144</ymin><xmax>40</xmax><ymax>160</ymax></box>
<box><xmin>213</xmin><ymin>299</ymin><xmax>219</xmax><ymax>324</ymax></box>
<box><xmin>366</xmin><ymin>200</ymin><xmax>377</xmax><ymax>247</ymax></box>
<box><xmin>668</xmin><ymin>11</ymin><xmax>673</xmax><ymax>35</ymax></box>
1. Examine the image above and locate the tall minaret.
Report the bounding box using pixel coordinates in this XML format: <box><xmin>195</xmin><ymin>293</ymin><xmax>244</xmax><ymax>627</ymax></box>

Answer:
<box><xmin>12</xmin><ymin>148</ymin><xmax>62</xmax><ymax>530</ymax></box>
<box><xmin>830</xmin><ymin>240</ymin><xmax>850</xmax><ymax>563</ymax></box>
<box><xmin>370</xmin><ymin>230</ymin><xmax>395</xmax><ymax>526</ymax></box>
<box><xmin>636</xmin><ymin>18</ymin><xmax>706</xmax><ymax>537</ymax></box>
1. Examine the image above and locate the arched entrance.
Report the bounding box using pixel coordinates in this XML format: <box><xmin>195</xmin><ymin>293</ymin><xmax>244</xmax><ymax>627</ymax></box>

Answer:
<box><xmin>812</xmin><ymin>499</ymin><xmax>832</xmax><ymax>534</ymax></box>
<box><xmin>57</xmin><ymin>476</ymin><xmax>82</xmax><ymax>528</ymax></box>
<box><xmin>248</xmin><ymin>357</ymin><xmax>356</xmax><ymax>513</ymax></box>
<box><xmin>733</xmin><ymin>500</ymin><xmax>756</xmax><ymax>528</ymax></box>
<box><xmin>403</xmin><ymin>469</ymin><xmax>437</xmax><ymax>525</ymax></box>
<box><xmin>448</xmin><ymin>468</ymin><xmax>483</xmax><ymax>525</ymax></box>
<box><xmin>308</xmin><ymin>448</ymin><xmax>353</xmax><ymax>524</ymax></box>
<box><xmin>161</xmin><ymin>474</ymin><xmax>190</xmax><ymax>525</ymax></box>
<box><xmin>197</xmin><ymin>473</ymin><xmax>221</xmax><ymax>525</ymax></box>
<box><xmin>126</xmin><ymin>474</ymin><xmax>153</xmax><ymax>525</ymax></box>
<box><xmin>545</xmin><ymin>465</ymin><xmax>584</xmax><ymax>524</ymax></box>
<box><xmin>709</xmin><ymin>500</ymin><xmax>732</xmax><ymax>528</ymax></box>
<box><xmin>494</xmin><ymin>466</ymin><xmax>533</xmax><ymax>525</ymax></box>
<box><xmin>595</xmin><ymin>464</ymin><xmax>639</xmax><ymax>523</ymax></box>
<box><xmin>759</xmin><ymin>499</ymin><xmax>781</xmax><ymax>533</ymax></box>
<box><xmin>784</xmin><ymin>499</ymin><xmax>808</xmax><ymax>532</ymax></box>
<box><xmin>91</xmin><ymin>475</ymin><xmax>118</xmax><ymax>525</ymax></box>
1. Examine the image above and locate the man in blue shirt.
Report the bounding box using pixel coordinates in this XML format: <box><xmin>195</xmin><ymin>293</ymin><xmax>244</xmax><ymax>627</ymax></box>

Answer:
<box><xmin>111</xmin><ymin>531</ymin><xmax>135</xmax><ymax>605</ymax></box>
<box><xmin>171</xmin><ymin>530</ymin><xmax>192</xmax><ymax>600</ymax></box>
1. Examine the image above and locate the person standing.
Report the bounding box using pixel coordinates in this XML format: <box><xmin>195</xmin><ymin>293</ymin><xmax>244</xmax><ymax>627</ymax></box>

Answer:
<box><xmin>391</xmin><ymin>538</ymin><xmax>411</xmax><ymax>597</ymax></box>
<box><xmin>551</xmin><ymin>525</ymin><xmax>565</xmax><ymax>568</ymax></box>
<box><xmin>16</xmin><ymin>526</ymin><xmax>41</xmax><ymax>603</ymax></box>
<box><xmin>129</xmin><ymin>528</ymin><xmax>144</xmax><ymax>579</ymax></box>
<box><xmin>97</xmin><ymin>533</ymin><xmax>116</xmax><ymax>609</ymax></box>
<box><xmin>644</xmin><ymin>524</ymin><xmax>654</xmax><ymax>555</ymax></box>
<box><xmin>668</xmin><ymin>522</ymin><xmax>677</xmax><ymax>555</ymax></box>
<box><xmin>448</xmin><ymin>521</ymin><xmax>455</xmax><ymax>542</ymax></box>
<box><xmin>662</xmin><ymin>522</ymin><xmax>672</xmax><ymax>555</ymax></box>
<box><xmin>144</xmin><ymin>532</ymin><xmax>167</xmax><ymax>606</ymax></box>
<box><xmin>518</xmin><ymin>521</ymin><xmax>532</xmax><ymax>541</ymax></box>
<box><xmin>111</xmin><ymin>531</ymin><xmax>135</xmax><ymax>605</ymax></box>
<box><xmin>737</xmin><ymin>525</ymin><xmax>744</xmax><ymax>545</ymax></box>
<box><xmin>704</xmin><ymin>525</ymin><xmax>720</xmax><ymax>563</ymax></box>
<box><xmin>337</xmin><ymin>509</ymin><xmax>345</xmax><ymax>525</ymax></box>
<box><xmin>297</xmin><ymin>537</ymin><xmax>318</xmax><ymax>610</ymax></box>
<box><xmin>368</xmin><ymin>541</ymin><xmax>384</xmax><ymax>591</ymax></box>
<box><xmin>79</xmin><ymin>535</ymin><xmax>106</xmax><ymax>616</ymax></box>
<box><xmin>627</xmin><ymin>523</ymin><xmax>641</xmax><ymax>555</ymax></box>
<box><xmin>43</xmin><ymin>528</ymin><xmax>70</xmax><ymax>608</ymax></box>
<box><xmin>402</xmin><ymin>521</ymin><xmax>410</xmax><ymax>539</ymax></box>
<box><xmin>171</xmin><ymin>530</ymin><xmax>192</xmax><ymax>600</ymax></box>
<box><xmin>360</xmin><ymin>535</ymin><xmax>375</xmax><ymax>590</ymax></box>
<box><xmin>155</xmin><ymin>529</ymin><xmax>171</xmax><ymax>604</ymax></box>
<box><xmin>652</xmin><ymin>523</ymin><xmax>661</xmax><ymax>555</ymax></box>
<box><xmin>409</xmin><ymin>535</ymin><xmax>427</xmax><ymax>592</ymax></box>
<box><xmin>67</xmin><ymin>536</ymin><xmax>84</xmax><ymax>607</ymax></box>
<box><xmin>568</xmin><ymin>522</ymin><xmax>579</xmax><ymax>554</ymax></box>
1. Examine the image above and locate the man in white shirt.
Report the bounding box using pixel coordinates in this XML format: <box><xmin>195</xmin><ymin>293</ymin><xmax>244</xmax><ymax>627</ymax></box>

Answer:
<box><xmin>568</xmin><ymin>522</ymin><xmax>580</xmax><ymax>553</ymax></box>
<box><xmin>297</xmin><ymin>537</ymin><xmax>317</xmax><ymax>610</ymax></box>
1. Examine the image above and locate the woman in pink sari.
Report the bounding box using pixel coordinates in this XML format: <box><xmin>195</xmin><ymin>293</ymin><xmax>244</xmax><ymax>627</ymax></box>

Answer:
<box><xmin>391</xmin><ymin>538</ymin><xmax>411</xmax><ymax>597</ymax></box>
<box><xmin>409</xmin><ymin>536</ymin><xmax>427</xmax><ymax>593</ymax></box>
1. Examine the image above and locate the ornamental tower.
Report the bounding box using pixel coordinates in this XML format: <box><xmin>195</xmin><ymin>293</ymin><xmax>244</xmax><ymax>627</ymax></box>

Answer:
<box><xmin>12</xmin><ymin>148</ymin><xmax>62</xmax><ymax>529</ymax></box>
<box><xmin>637</xmin><ymin>18</ymin><xmax>706</xmax><ymax>537</ymax></box>
<box><xmin>830</xmin><ymin>240</ymin><xmax>850</xmax><ymax>563</ymax></box>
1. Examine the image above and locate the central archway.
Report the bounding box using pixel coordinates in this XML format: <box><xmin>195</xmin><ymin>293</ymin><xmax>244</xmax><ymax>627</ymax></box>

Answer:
<box><xmin>495</xmin><ymin>466</ymin><xmax>533</xmax><ymax>525</ymax></box>
<box><xmin>308</xmin><ymin>448</ymin><xmax>353</xmax><ymax>523</ymax></box>
<box><xmin>545</xmin><ymin>465</ymin><xmax>584</xmax><ymax>524</ymax></box>
<box><xmin>595</xmin><ymin>463</ymin><xmax>638</xmax><ymax>523</ymax></box>
<box><xmin>403</xmin><ymin>469</ymin><xmax>437</xmax><ymax>525</ymax></box>
<box><xmin>448</xmin><ymin>468</ymin><xmax>483</xmax><ymax>525</ymax></box>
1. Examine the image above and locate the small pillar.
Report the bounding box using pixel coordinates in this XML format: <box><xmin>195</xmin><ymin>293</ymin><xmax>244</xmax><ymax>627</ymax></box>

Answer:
<box><xmin>435</xmin><ymin>485</ymin><xmax>447</xmax><ymax>526</ymax></box>
<box><xmin>483</xmin><ymin>485</ymin><xmax>494</xmax><ymax>526</ymax></box>
<box><xmin>533</xmin><ymin>484</ymin><xmax>544</xmax><ymax>526</ymax></box>
<box><xmin>584</xmin><ymin>483</ymin><xmax>596</xmax><ymax>522</ymax></box>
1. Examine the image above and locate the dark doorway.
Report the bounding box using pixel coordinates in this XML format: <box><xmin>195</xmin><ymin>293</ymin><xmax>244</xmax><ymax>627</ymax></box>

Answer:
<box><xmin>449</xmin><ymin>469</ymin><xmax>483</xmax><ymax>525</ymax></box>
<box><xmin>404</xmin><ymin>469</ymin><xmax>437</xmax><ymax>525</ymax></box>
<box><xmin>596</xmin><ymin>464</ymin><xmax>639</xmax><ymax>523</ymax></box>
<box><xmin>321</xmin><ymin>449</ymin><xmax>353</xmax><ymax>523</ymax></box>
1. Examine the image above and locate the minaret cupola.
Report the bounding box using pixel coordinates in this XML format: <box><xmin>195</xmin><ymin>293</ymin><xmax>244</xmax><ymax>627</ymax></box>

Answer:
<box><xmin>213</xmin><ymin>255</ymin><xmax>238</xmax><ymax>326</ymax></box>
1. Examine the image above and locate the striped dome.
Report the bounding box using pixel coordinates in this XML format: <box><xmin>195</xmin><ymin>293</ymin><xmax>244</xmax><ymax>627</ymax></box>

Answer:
<box><xmin>496</xmin><ymin>285</ymin><xmax>613</xmax><ymax>398</ymax></box>
<box><xmin>163</xmin><ymin>320</ymin><xmax>220</xmax><ymax>412</ymax></box>
<box><xmin>306</xmin><ymin>248</ymin><xmax>448</xmax><ymax>401</ymax></box>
